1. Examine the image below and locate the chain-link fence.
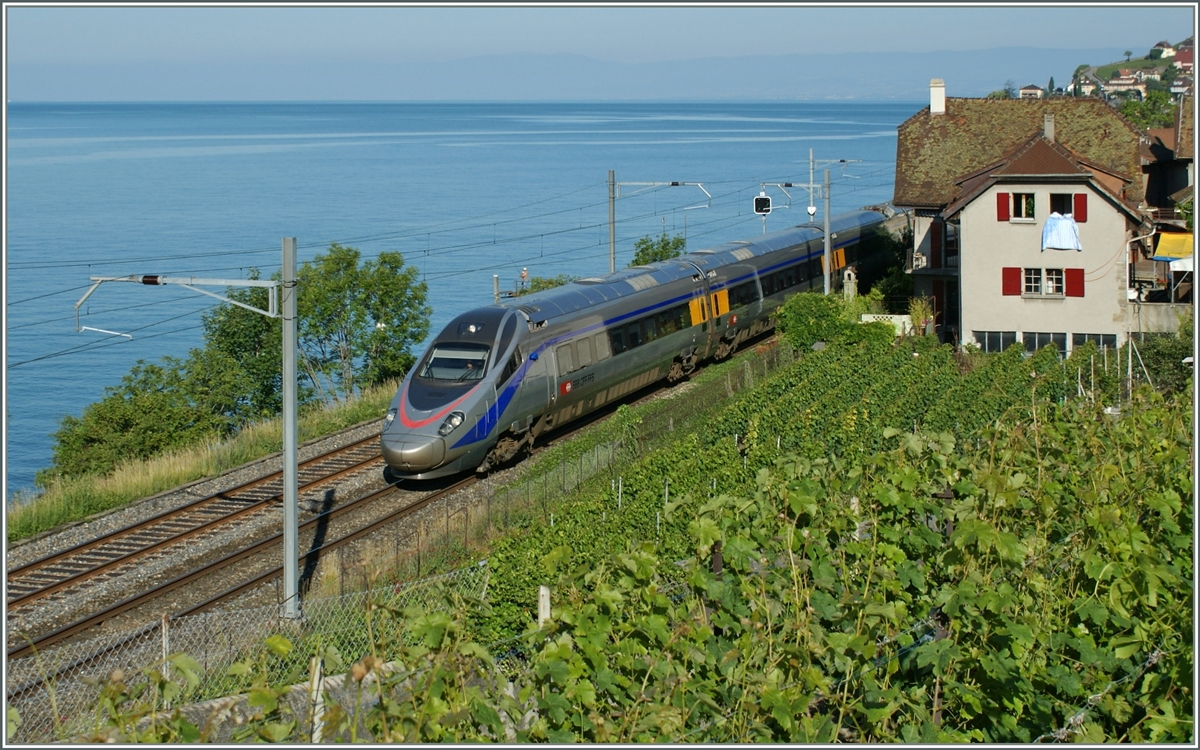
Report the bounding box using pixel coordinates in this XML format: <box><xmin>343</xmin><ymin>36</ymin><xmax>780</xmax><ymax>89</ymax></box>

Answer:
<box><xmin>5</xmin><ymin>562</ymin><xmax>490</xmax><ymax>744</ymax></box>
<box><xmin>7</xmin><ymin>340</ymin><xmax>798</xmax><ymax>744</ymax></box>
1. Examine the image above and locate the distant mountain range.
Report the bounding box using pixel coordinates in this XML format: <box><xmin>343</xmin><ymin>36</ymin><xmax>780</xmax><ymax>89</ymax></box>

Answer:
<box><xmin>10</xmin><ymin>46</ymin><xmax>1131</xmax><ymax>101</ymax></box>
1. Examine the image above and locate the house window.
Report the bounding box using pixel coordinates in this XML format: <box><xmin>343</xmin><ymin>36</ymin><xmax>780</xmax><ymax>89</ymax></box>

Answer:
<box><xmin>1049</xmin><ymin>193</ymin><xmax>1088</xmax><ymax>221</ymax></box>
<box><xmin>1012</xmin><ymin>193</ymin><xmax>1035</xmax><ymax>219</ymax></box>
<box><xmin>1024</xmin><ymin>331</ymin><xmax>1067</xmax><ymax>357</ymax></box>
<box><xmin>1024</xmin><ymin>268</ymin><xmax>1042</xmax><ymax>294</ymax></box>
<box><xmin>974</xmin><ymin>331</ymin><xmax>1017</xmax><ymax>352</ymax></box>
<box><xmin>1045</xmin><ymin>269</ymin><xmax>1065</xmax><ymax>295</ymax></box>
<box><xmin>1072</xmin><ymin>333</ymin><xmax>1117</xmax><ymax>350</ymax></box>
<box><xmin>1023</xmin><ymin>268</ymin><xmax>1066</xmax><ymax>296</ymax></box>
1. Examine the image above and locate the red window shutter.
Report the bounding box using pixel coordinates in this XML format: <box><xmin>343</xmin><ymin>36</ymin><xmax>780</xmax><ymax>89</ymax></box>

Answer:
<box><xmin>1002</xmin><ymin>267</ymin><xmax>1022</xmax><ymax>295</ymax></box>
<box><xmin>997</xmin><ymin>192</ymin><xmax>1010</xmax><ymax>221</ymax></box>
<box><xmin>1073</xmin><ymin>193</ymin><xmax>1088</xmax><ymax>222</ymax></box>
<box><xmin>930</xmin><ymin>221</ymin><xmax>943</xmax><ymax>268</ymax></box>
<box><xmin>1065</xmin><ymin>268</ymin><xmax>1085</xmax><ymax>297</ymax></box>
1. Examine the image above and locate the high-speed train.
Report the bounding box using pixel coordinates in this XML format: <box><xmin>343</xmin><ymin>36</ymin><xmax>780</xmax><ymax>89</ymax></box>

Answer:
<box><xmin>381</xmin><ymin>205</ymin><xmax>898</xmax><ymax>479</ymax></box>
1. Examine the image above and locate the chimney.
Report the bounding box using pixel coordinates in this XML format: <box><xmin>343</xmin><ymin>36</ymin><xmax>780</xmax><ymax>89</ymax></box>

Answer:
<box><xmin>1043</xmin><ymin>112</ymin><xmax>1055</xmax><ymax>141</ymax></box>
<box><xmin>930</xmin><ymin>79</ymin><xmax>946</xmax><ymax>115</ymax></box>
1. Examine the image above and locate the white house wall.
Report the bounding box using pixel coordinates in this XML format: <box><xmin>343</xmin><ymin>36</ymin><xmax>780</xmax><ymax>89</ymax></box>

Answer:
<box><xmin>959</xmin><ymin>183</ymin><xmax>1132</xmax><ymax>352</ymax></box>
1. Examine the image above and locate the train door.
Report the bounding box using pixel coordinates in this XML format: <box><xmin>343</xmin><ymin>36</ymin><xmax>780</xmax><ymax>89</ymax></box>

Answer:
<box><xmin>510</xmin><ymin>343</ymin><xmax>554</xmax><ymax>432</ymax></box>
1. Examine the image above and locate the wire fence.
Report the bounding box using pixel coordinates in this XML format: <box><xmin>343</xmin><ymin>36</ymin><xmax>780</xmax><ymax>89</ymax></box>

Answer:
<box><xmin>5</xmin><ymin>563</ymin><xmax>490</xmax><ymax>744</ymax></box>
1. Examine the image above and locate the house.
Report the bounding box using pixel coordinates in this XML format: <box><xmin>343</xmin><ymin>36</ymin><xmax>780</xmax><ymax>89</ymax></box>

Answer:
<box><xmin>893</xmin><ymin>81</ymin><xmax>1188</xmax><ymax>354</ymax></box>
<box><xmin>1173</xmin><ymin>48</ymin><xmax>1194</xmax><ymax>73</ymax></box>
<box><xmin>1019</xmin><ymin>84</ymin><xmax>1045</xmax><ymax>99</ymax></box>
<box><xmin>1154</xmin><ymin>41</ymin><xmax>1177</xmax><ymax>58</ymax></box>
<box><xmin>1104</xmin><ymin>72</ymin><xmax>1148</xmax><ymax>99</ymax></box>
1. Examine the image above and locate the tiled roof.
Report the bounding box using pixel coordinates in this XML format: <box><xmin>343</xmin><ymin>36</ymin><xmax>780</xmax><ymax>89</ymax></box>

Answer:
<box><xmin>992</xmin><ymin>136</ymin><xmax>1092</xmax><ymax>176</ymax></box>
<box><xmin>894</xmin><ymin>97</ymin><xmax>1143</xmax><ymax>208</ymax></box>
<box><xmin>1177</xmin><ymin>95</ymin><xmax>1193</xmax><ymax>159</ymax></box>
<box><xmin>940</xmin><ymin>134</ymin><xmax>1139</xmax><ymax>221</ymax></box>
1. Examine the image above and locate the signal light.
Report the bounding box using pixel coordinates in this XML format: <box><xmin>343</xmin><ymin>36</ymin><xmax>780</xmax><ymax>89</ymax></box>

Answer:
<box><xmin>753</xmin><ymin>194</ymin><xmax>772</xmax><ymax>215</ymax></box>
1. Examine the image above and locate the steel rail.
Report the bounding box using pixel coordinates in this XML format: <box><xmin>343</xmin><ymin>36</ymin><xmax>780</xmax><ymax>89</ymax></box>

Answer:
<box><xmin>6</xmin><ymin>476</ymin><xmax>473</xmax><ymax>701</ymax></box>
<box><xmin>6</xmin><ymin>437</ymin><xmax>383</xmax><ymax>610</ymax></box>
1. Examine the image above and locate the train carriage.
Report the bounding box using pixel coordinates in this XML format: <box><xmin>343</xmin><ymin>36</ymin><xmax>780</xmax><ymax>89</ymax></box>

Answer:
<box><xmin>382</xmin><ymin>206</ymin><xmax>896</xmax><ymax>479</ymax></box>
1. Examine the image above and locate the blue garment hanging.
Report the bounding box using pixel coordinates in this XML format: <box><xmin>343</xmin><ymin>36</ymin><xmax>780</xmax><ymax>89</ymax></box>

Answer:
<box><xmin>1042</xmin><ymin>212</ymin><xmax>1082</xmax><ymax>251</ymax></box>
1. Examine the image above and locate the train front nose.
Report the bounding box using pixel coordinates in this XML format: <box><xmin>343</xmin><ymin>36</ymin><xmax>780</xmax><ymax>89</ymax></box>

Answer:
<box><xmin>381</xmin><ymin>430</ymin><xmax>447</xmax><ymax>474</ymax></box>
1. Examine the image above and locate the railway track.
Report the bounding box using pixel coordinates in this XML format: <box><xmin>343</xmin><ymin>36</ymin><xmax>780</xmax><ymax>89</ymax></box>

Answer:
<box><xmin>5</xmin><ymin>475</ymin><xmax>477</xmax><ymax>718</ymax></box>
<box><xmin>6</xmin><ymin>435</ymin><xmax>384</xmax><ymax>614</ymax></box>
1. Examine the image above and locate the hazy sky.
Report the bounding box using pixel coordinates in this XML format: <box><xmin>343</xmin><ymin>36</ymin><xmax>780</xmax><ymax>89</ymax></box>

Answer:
<box><xmin>4</xmin><ymin>3</ymin><xmax>1195</xmax><ymax>100</ymax></box>
<box><xmin>8</xmin><ymin>4</ymin><xmax>1195</xmax><ymax>63</ymax></box>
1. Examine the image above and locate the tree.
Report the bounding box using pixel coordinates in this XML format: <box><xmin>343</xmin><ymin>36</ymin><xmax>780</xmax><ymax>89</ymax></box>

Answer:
<box><xmin>1047</xmin><ymin>76</ymin><xmax>1055</xmax><ymax>94</ymax></box>
<box><xmin>42</xmin><ymin>351</ymin><xmax>253</xmax><ymax>481</ymax></box>
<box><xmin>1125</xmin><ymin>50</ymin><xmax>1133</xmax><ymax>61</ymax></box>
<box><xmin>629</xmin><ymin>232</ymin><xmax>685</xmax><ymax>266</ymax></box>
<box><xmin>200</xmin><ymin>271</ymin><xmax>283</xmax><ymax>418</ymax></box>
<box><xmin>986</xmin><ymin>80</ymin><xmax>1018</xmax><ymax>99</ymax></box>
<box><xmin>297</xmin><ymin>244</ymin><xmax>430</xmax><ymax>405</ymax></box>
<box><xmin>42</xmin><ymin>243</ymin><xmax>431</xmax><ymax>480</ymax></box>
<box><xmin>1119</xmin><ymin>90</ymin><xmax>1177</xmax><ymax>130</ymax></box>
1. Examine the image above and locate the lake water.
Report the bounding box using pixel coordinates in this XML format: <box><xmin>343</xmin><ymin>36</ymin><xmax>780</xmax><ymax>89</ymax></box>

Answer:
<box><xmin>5</xmin><ymin>100</ymin><xmax>918</xmax><ymax>500</ymax></box>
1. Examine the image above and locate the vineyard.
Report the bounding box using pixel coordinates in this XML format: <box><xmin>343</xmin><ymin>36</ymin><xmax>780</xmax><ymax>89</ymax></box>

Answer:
<box><xmin>42</xmin><ymin>306</ymin><xmax>1193</xmax><ymax>743</ymax></box>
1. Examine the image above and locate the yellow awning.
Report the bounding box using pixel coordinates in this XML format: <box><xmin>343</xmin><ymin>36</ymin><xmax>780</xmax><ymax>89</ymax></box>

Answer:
<box><xmin>1154</xmin><ymin>233</ymin><xmax>1194</xmax><ymax>260</ymax></box>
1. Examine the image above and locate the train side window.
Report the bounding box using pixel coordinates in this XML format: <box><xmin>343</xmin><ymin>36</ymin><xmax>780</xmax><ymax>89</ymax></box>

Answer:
<box><xmin>626</xmin><ymin>321</ymin><xmax>643</xmax><ymax>348</ymax></box>
<box><xmin>657</xmin><ymin>310</ymin><xmax>674</xmax><ymax>336</ymax></box>
<box><xmin>609</xmin><ymin>327</ymin><xmax>626</xmax><ymax>355</ymax></box>
<box><xmin>576</xmin><ymin>337</ymin><xmax>593</xmax><ymax>368</ymax></box>
<box><xmin>594</xmin><ymin>331</ymin><xmax>611</xmax><ymax>361</ymax></box>
<box><xmin>499</xmin><ymin>352</ymin><xmax>520</xmax><ymax>385</ymax></box>
<box><xmin>678</xmin><ymin>304</ymin><xmax>691</xmax><ymax>329</ymax></box>
<box><xmin>556</xmin><ymin>343</ymin><xmax>575</xmax><ymax>374</ymax></box>
<box><xmin>642</xmin><ymin>315</ymin><xmax>658</xmax><ymax>342</ymax></box>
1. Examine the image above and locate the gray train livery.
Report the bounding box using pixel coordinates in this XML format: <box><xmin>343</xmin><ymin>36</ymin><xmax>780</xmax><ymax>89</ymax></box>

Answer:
<box><xmin>381</xmin><ymin>205</ymin><xmax>896</xmax><ymax>479</ymax></box>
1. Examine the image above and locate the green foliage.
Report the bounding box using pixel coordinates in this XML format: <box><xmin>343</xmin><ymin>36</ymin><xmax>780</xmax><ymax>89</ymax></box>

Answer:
<box><xmin>515</xmin><ymin>274</ymin><xmax>576</xmax><ymax>296</ymax></box>
<box><xmin>298</xmin><ymin>244</ymin><xmax>430</xmax><ymax>405</ymax></box>
<box><xmin>41</xmin><ymin>352</ymin><xmax>252</xmax><ymax>482</ymax></box>
<box><xmin>630</xmin><ymin>232</ymin><xmax>686</xmax><ymax>267</ymax></box>
<box><xmin>1131</xmin><ymin>310</ymin><xmax>1193</xmax><ymax>395</ymax></box>
<box><xmin>775</xmin><ymin>292</ymin><xmax>852</xmax><ymax>349</ymax></box>
<box><xmin>200</xmin><ymin>271</ymin><xmax>282</xmax><ymax>418</ymax></box>
<box><xmin>1118</xmin><ymin>90</ymin><xmax>1177</xmax><ymax>130</ymax></box>
<box><xmin>42</xmin><ymin>243</ymin><xmax>428</xmax><ymax>482</ymax></box>
<box><xmin>1178</xmin><ymin>195</ymin><xmax>1193</xmax><ymax>231</ymax></box>
<box><xmin>987</xmin><ymin>80</ymin><xmax>1018</xmax><ymax>99</ymax></box>
<box><xmin>60</xmin><ymin>337</ymin><xmax>1193</xmax><ymax>743</ymax></box>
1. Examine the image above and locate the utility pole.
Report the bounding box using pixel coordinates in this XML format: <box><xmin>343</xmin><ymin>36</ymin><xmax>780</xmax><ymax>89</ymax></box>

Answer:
<box><xmin>608</xmin><ymin>170</ymin><xmax>616</xmax><ymax>274</ymax></box>
<box><xmin>824</xmin><ymin>170</ymin><xmax>832</xmax><ymax>295</ymax></box>
<box><xmin>798</xmin><ymin>150</ymin><xmax>860</xmax><ymax>295</ymax></box>
<box><xmin>607</xmin><ymin>172</ymin><xmax>710</xmax><ymax>272</ymax></box>
<box><xmin>281</xmin><ymin>238</ymin><xmax>299</xmax><ymax>620</ymax></box>
<box><xmin>73</xmin><ymin>238</ymin><xmax>303</xmax><ymax>620</ymax></box>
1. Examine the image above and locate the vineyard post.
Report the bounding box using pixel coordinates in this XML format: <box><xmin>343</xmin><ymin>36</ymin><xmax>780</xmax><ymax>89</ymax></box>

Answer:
<box><xmin>161</xmin><ymin>614</ymin><xmax>169</xmax><ymax>664</ymax></box>
<box><xmin>538</xmin><ymin>585</ymin><xmax>551</xmax><ymax>626</ymax></box>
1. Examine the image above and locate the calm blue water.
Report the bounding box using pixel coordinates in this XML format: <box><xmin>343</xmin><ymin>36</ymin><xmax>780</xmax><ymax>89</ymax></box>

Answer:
<box><xmin>5</xmin><ymin>101</ymin><xmax>916</xmax><ymax>500</ymax></box>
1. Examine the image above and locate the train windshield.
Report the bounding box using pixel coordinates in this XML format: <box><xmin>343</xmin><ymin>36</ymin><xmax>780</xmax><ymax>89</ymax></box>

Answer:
<box><xmin>419</xmin><ymin>343</ymin><xmax>490</xmax><ymax>382</ymax></box>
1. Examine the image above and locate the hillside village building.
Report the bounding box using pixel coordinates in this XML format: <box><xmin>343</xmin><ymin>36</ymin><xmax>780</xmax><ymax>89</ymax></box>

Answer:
<box><xmin>893</xmin><ymin>81</ymin><xmax>1192</xmax><ymax>355</ymax></box>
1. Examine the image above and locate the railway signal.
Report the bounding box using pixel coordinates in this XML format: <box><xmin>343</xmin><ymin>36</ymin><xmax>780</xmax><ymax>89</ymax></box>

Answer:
<box><xmin>753</xmin><ymin>193</ymin><xmax>772</xmax><ymax>215</ymax></box>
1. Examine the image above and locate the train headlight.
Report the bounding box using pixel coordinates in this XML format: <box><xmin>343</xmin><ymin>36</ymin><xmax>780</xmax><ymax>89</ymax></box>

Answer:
<box><xmin>438</xmin><ymin>411</ymin><xmax>465</xmax><ymax>436</ymax></box>
<box><xmin>383</xmin><ymin>409</ymin><xmax>397</xmax><ymax>431</ymax></box>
